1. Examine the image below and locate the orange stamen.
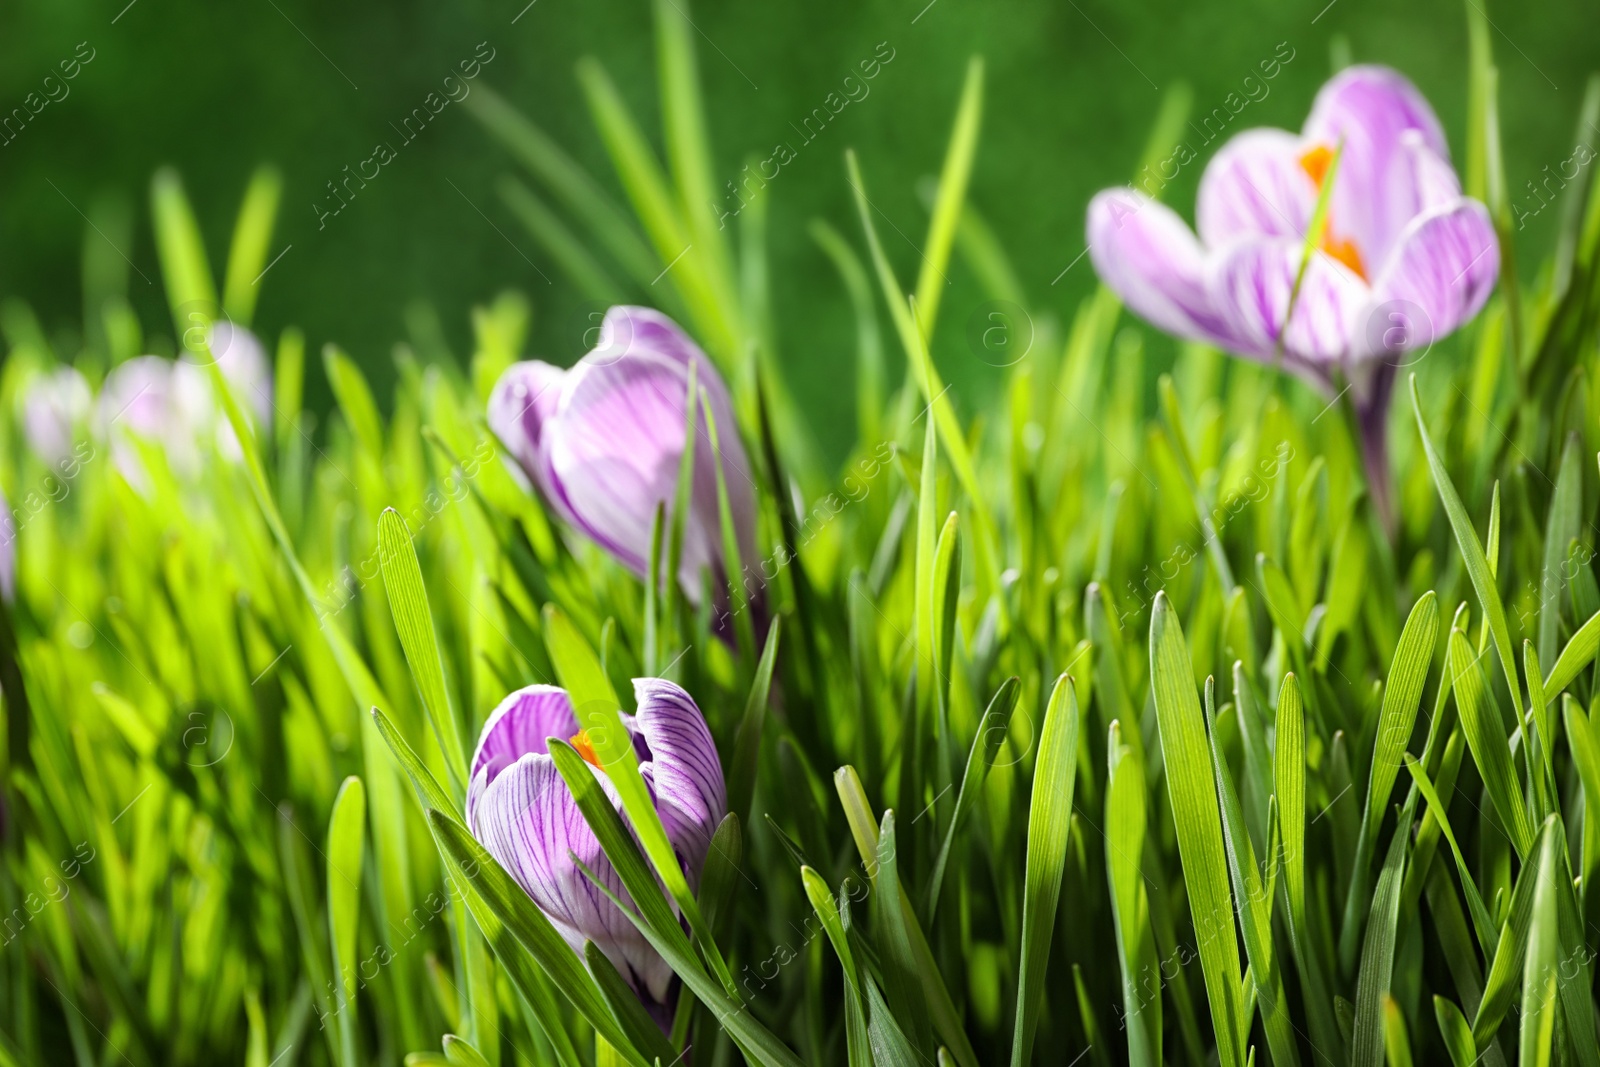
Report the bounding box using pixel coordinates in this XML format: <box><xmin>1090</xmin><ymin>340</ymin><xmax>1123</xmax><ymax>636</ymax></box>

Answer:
<box><xmin>571</xmin><ymin>730</ymin><xmax>603</xmax><ymax>768</ymax></box>
<box><xmin>1297</xmin><ymin>143</ymin><xmax>1368</xmax><ymax>281</ymax></box>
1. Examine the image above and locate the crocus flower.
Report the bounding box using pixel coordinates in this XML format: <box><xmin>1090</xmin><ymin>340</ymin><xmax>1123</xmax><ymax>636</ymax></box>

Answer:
<box><xmin>465</xmin><ymin>679</ymin><xmax>726</xmax><ymax>1023</ymax></box>
<box><xmin>1087</xmin><ymin>66</ymin><xmax>1499</xmax><ymax>530</ymax></box>
<box><xmin>488</xmin><ymin>306</ymin><xmax>757</xmax><ymax>604</ymax></box>
<box><xmin>0</xmin><ymin>489</ymin><xmax>13</xmax><ymax>603</ymax></box>
<box><xmin>20</xmin><ymin>366</ymin><xmax>92</xmax><ymax>468</ymax></box>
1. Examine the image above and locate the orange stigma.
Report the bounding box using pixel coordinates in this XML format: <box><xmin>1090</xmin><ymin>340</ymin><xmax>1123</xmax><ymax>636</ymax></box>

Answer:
<box><xmin>571</xmin><ymin>730</ymin><xmax>603</xmax><ymax>768</ymax></box>
<box><xmin>1298</xmin><ymin>143</ymin><xmax>1368</xmax><ymax>281</ymax></box>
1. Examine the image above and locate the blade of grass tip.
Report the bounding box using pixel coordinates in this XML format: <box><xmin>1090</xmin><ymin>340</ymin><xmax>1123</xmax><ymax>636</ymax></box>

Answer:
<box><xmin>1339</xmin><ymin>592</ymin><xmax>1439</xmax><ymax>973</ymax></box>
<box><xmin>874</xmin><ymin>812</ymin><xmax>935</xmax><ymax>1059</ymax></box>
<box><xmin>927</xmin><ymin>677</ymin><xmax>1020</xmax><ymax>918</ymax></box>
<box><xmin>653</xmin><ymin>0</ymin><xmax>739</xmax><ymax>321</ymax></box>
<box><xmin>1410</xmin><ymin>376</ymin><xmax>1526</xmax><ymax>727</ymax></box>
<box><xmin>1545</xmin><ymin>604</ymin><xmax>1600</xmax><ymax>696</ymax></box>
<box><xmin>843</xmin><ymin>149</ymin><xmax>1002</xmax><ymax>609</ymax></box>
<box><xmin>543</xmin><ymin>604</ymin><xmax>737</xmax><ymax>997</ymax></box>
<box><xmin>915</xmin><ymin>412</ymin><xmax>939</xmax><ymax>731</ymax></box>
<box><xmin>221</xmin><ymin>166</ymin><xmax>282</xmax><ymax>325</ymax></box>
<box><xmin>1382</xmin><ymin>995</ymin><xmax>1413</xmax><ymax>1067</ymax></box>
<box><xmin>728</xmin><ymin>617</ymin><xmax>781</xmax><ymax>821</ymax></box>
<box><xmin>1472</xmin><ymin>818</ymin><xmax>1553</xmax><ymax>1047</ymax></box>
<box><xmin>461</xmin><ymin>84</ymin><xmax>658</xmax><ymax>286</ymax></box>
<box><xmin>1349</xmin><ymin>806</ymin><xmax>1412</xmax><ymax>1067</ymax></box>
<box><xmin>1403</xmin><ymin>750</ymin><xmax>1497</xmax><ymax>952</ymax></box>
<box><xmin>833</xmin><ymin>766</ymin><xmax>982</xmax><ymax>1067</ymax></box>
<box><xmin>1448</xmin><ymin>627</ymin><xmax>1535</xmax><ymax>860</ymax></box>
<box><xmin>1106</xmin><ymin>723</ymin><xmax>1161</xmax><ymax>1067</ymax></box>
<box><xmin>568</xmin><ymin>854</ymin><xmax>807</xmax><ymax>1067</ymax></box>
<box><xmin>324</xmin><ymin>344</ymin><xmax>385</xmax><ymax>457</ymax></box>
<box><xmin>576</xmin><ymin>57</ymin><xmax>736</xmax><ymax>362</ymax></box>
<box><xmin>1538</xmin><ymin>436</ymin><xmax>1583</xmax><ymax>668</ymax></box>
<box><xmin>378</xmin><ymin>508</ymin><xmax>469</xmax><ymax>797</ymax></box>
<box><xmin>149</xmin><ymin>168</ymin><xmax>218</xmax><ymax>341</ymax></box>
<box><xmin>425</xmin><ymin>810</ymin><xmax>645</xmax><ymax>1067</ymax></box>
<box><xmin>1149</xmin><ymin>594</ymin><xmax>1246</xmax><ymax>1067</ymax></box>
<box><xmin>443</xmin><ymin>1035</ymin><xmax>494</xmax><ymax>1067</ymax></box>
<box><xmin>914</xmin><ymin>57</ymin><xmax>984</xmax><ymax>335</ymax></box>
<box><xmin>1205</xmin><ymin>679</ymin><xmax>1300</xmax><ymax>1067</ymax></box>
<box><xmin>809</xmin><ymin>219</ymin><xmax>885</xmax><ymax>444</ymax></box>
<box><xmin>1009</xmin><ymin>674</ymin><xmax>1081</xmax><ymax>1067</ymax></box>
<box><xmin>327</xmin><ymin>777</ymin><xmax>366</xmax><ymax>1067</ymax></box>
<box><xmin>1519</xmin><ymin>831</ymin><xmax>1559</xmax><ymax>1067</ymax></box>
<box><xmin>1433</xmin><ymin>997</ymin><xmax>1478</xmax><ymax>1067</ymax></box>
<box><xmin>933</xmin><ymin>511</ymin><xmax>962</xmax><ymax>733</ymax></box>
<box><xmin>800</xmin><ymin>868</ymin><xmax>873</xmax><ymax>1067</ymax></box>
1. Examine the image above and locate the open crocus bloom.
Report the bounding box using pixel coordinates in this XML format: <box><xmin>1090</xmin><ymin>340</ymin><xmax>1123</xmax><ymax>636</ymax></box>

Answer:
<box><xmin>466</xmin><ymin>679</ymin><xmax>726</xmax><ymax>1021</ymax></box>
<box><xmin>488</xmin><ymin>306</ymin><xmax>757</xmax><ymax>603</ymax></box>
<box><xmin>21</xmin><ymin>366</ymin><xmax>93</xmax><ymax>468</ymax></box>
<box><xmin>1087</xmin><ymin>66</ymin><xmax>1499</xmax><ymax>527</ymax></box>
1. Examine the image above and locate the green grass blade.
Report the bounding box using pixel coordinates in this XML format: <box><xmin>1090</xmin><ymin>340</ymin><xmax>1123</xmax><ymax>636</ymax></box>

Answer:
<box><xmin>927</xmin><ymin>676</ymin><xmax>1019</xmax><ymax>918</ymax></box>
<box><xmin>1519</xmin><ymin>829</ymin><xmax>1559</xmax><ymax>1067</ymax></box>
<box><xmin>1149</xmin><ymin>593</ymin><xmax>1245</xmax><ymax>1067</ymax></box>
<box><xmin>1538</xmin><ymin>435</ymin><xmax>1583</xmax><ymax>668</ymax></box>
<box><xmin>583</xmin><ymin>941</ymin><xmax>679</xmax><ymax>1065</ymax></box>
<box><xmin>1106</xmin><ymin>723</ymin><xmax>1160</xmax><ymax>1067</ymax></box>
<box><xmin>1009</xmin><ymin>673</ymin><xmax>1081</xmax><ymax>1067</ymax></box>
<box><xmin>1448</xmin><ymin>627</ymin><xmax>1534</xmax><ymax>859</ymax></box>
<box><xmin>799</xmin><ymin>868</ymin><xmax>873</xmax><ymax>1067</ymax></box>
<box><xmin>221</xmin><ymin>166</ymin><xmax>282</xmax><ymax>326</ymax></box>
<box><xmin>914</xmin><ymin>57</ymin><xmax>984</xmax><ymax>335</ymax></box>
<box><xmin>327</xmin><ymin>776</ymin><xmax>366</xmax><ymax>1067</ymax></box>
<box><xmin>728</xmin><ymin>616</ymin><xmax>781</xmax><ymax>822</ymax></box>
<box><xmin>1350</xmin><ymin>809</ymin><xmax>1411</xmax><ymax>1067</ymax></box>
<box><xmin>1543</xmin><ymin>605</ymin><xmax>1600</xmax><ymax>696</ymax></box>
<box><xmin>1433</xmin><ymin>996</ymin><xmax>1477</xmax><ymax>1067</ymax></box>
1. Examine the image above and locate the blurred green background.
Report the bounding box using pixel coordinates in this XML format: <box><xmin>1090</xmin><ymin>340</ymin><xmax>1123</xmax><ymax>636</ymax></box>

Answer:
<box><xmin>0</xmin><ymin>0</ymin><xmax>1589</xmax><ymax>466</ymax></box>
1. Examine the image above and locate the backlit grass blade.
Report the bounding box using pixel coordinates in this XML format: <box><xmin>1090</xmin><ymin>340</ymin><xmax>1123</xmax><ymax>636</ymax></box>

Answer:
<box><xmin>728</xmin><ymin>616</ymin><xmax>781</xmax><ymax>821</ymax></box>
<box><xmin>1448</xmin><ymin>627</ymin><xmax>1534</xmax><ymax>859</ymax></box>
<box><xmin>1543</xmin><ymin>605</ymin><xmax>1600</xmax><ymax>695</ymax></box>
<box><xmin>1339</xmin><ymin>591</ymin><xmax>1437</xmax><ymax>971</ymax></box>
<box><xmin>1403</xmin><ymin>753</ymin><xmax>1496</xmax><ymax>951</ymax></box>
<box><xmin>1519</xmin><ymin>830</ymin><xmax>1558</xmax><ymax>1067</ymax></box>
<box><xmin>1105</xmin><ymin>723</ymin><xmax>1160</xmax><ymax>1067</ymax></box>
<box><xmin>497</xmin><ymin>176</ymin><xmax>625</xmax><ymax>302</ymax></box>
<box><xmin>1473</xmin><ymin>818</ymin><xmax>1550</xmax><ymax>1047</ymax></box>
<box><xmin>1538</xmin><ymin>435</ymin><xmax>1582</xmax><ymax>668</ymax></box>
<box><xmin>1411</xmin><ymin>375</ymin><xmax>1525</xmax><ymax>727</ymax></box>
<box><xmin>1009</xmin><ymin>674</ymin><xmax>1080</xmax><ymax>1067</ymax></box>
<box><xmin>150</xmin><ymin>168</ymin><xmax>218</xmax><ymax>339</ymax></box>
<box><xmin>927</xmin><ymin>676</ymin><xmax>1019</xmax><ymax>918</ymax></box>
<box><xmin>378</xmin><ymin>507</ymin><xmax>468</xmax><ymax>796</ymax></box>
<box><xmin>1149</xmin><ymin>593</ymin><xmax>1245</xmax><ymax>1067</ymax></box>
<box><xmin>327</xmin><ymin>776</ymin><xmax>366</xmax><ymax>1067</ymax></box>
<box><xmin>799</xmin><ymin>868</ymin><xmax>872</xmax><ymax>1067</ymax></box>
<box><xmin>220</xmin><ymin>166</ymin><xmax>282</xmax><ymax>326</ymax></box>
<box><xmin>1350</xmin><ymin>809</ymin><xmax>1411</xmax><ymax>1067</ymax></box>
<box><xmin>584</xmin><ymin>941</ymin><xmax>679</xmax><ymax>1066</ymax></box>
<box><xmin>1434</xmin><ymin>997</ymin><xmax>1477</xmax><ymax>1067</ymax></box>
<box><xmin>874</xmin><ymin>811</ymin><xmax>934</xmax><ymax>1059</ymax></box>
<box><xmin>914</xmin><ymin>57</ymin><xmax>984</xmax><ymax>335</ymax></box>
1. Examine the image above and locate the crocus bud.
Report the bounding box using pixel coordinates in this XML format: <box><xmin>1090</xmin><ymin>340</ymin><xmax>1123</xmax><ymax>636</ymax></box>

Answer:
<box><xmin>488</xmin><ymin>306</ymin><xmax>757</xmax><ymax>604</ymax></box>
<box><xmin>466</xmin><ymin>679</ymin><xmax>726</xmax><ymax>1023</ymax></box>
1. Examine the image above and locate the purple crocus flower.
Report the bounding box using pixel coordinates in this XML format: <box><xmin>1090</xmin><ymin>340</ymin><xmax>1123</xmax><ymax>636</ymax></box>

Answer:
<box><xmin>465</xmin><ymin>679</ymin><xmax>726</xmax><ymax>1021</ymax></box>
<box><xmin>1087</xmin><ymin>66</ymin><xmax>1499</xmax><ymax>530</ymax></box>
<box><xmin>488</xmin><ymin>306</ymin><xmax>757</xmax><ymax>604</ymax></box>
<box><xmin>0</xmin><ymin>489</ymin><xmax>13</xmax><ymax>603</ymax></box>
<box><xmin>21</xmin><ymin>366</ymin><xmax>92</xmax><ymax>468</ymax></box>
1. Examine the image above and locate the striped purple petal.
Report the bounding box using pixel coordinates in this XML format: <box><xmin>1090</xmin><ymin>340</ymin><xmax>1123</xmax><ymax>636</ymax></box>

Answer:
<box><xmin>466</xmin><ymin>684</ymin><xmax>580</xmax><ymax>826</ymax></box>
<box><xmin>631</xmin><ymin>677</ymin><xmax>726</xmax><ymax>889</ymax></box>
<box><xmin>1365</xmin><ymin>199</ymin><xmax>1499</xmax><ymax>355</ymax></box>
<box><xmin>1086</xmin><ymin>189</ymin><xmax>1244</xmax><ymax>351</ymax></box>
<box><xmin>1212</xmin><ymin>238</ymin><xmax>1371</xmax><ymax>369</ymax></box>
<box><xmin>488</xmin><ymin>360</ymin><xmax>571</xmax><ymax>508</ymax></box>
<box><xmin>470</xmin><ymin>750</ymin><xmax>676</xmax><ymax>1003</ymax></box>
<box><xmin>1301</xmin><ymin>65</ymin><xmax>1451</xmax><ymax>270</ymax></box>
<box><xmin>1196</xmin><ymin>128</ymin><xmax>1317</xmax><ymax>248</ymax></box>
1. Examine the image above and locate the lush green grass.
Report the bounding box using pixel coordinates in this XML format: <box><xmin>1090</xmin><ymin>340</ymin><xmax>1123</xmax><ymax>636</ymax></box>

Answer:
<box><xmin>4</xmin><ymin>2</ymin><xmax>1600</xmax><ymax>1065</ymax></box>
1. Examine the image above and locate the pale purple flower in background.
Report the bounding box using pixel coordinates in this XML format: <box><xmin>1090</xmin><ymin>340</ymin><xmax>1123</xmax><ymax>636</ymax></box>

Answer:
<box><xmin>1087</xmin><ymin>66</ymin><xmax>1499</xmax><ymax>531</ymax></box>
<box><xmin>466</xmin><ymin>679</ymin><xmax>726</xmax><ymax>1024</ymax></box>
<box><xmin>21</xmin><ymin>366</ymin><xmax>92</xmax><ymax>468</ymax></box>
<box><xmin>0</xmin><ymin>490</ymin><xmax>13</xmax><ymax>603</ymax></box>
<box><xmin>98</xmin><ymin>356</ymin><xmax>191</xmax><ymax>484</ymax></box>
<box><xmin>488</xmin><ymin>306</ymin><xmax>757</xmax><ymax>603</ymax></box>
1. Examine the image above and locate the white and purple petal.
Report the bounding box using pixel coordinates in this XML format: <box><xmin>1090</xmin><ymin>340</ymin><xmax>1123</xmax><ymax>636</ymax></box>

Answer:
<box><xmin>1211</xmin><ymin>238</ymin><xmax>1371</xmax><ymax>371</ymax></box>
<box><xmin>1362</xmin><ymin>199</ymin><xmax>1499</xmax><ymax>357</ymax></box>
<box><xmin>467</xmin><ymin>684</ymin><xmax>581</xmax><ymax>829</ymax></box>
<box><xmin>1195</xmin><ymin>128</ymin><xmax>1318</xmax><ymax>248</ymax></box>
<box><xmin>631</xmin><ymin>678</ymin><xmax>726</xmax><ymax>888</ymax></box>
<box><xmin>1087</xmin><ymin>189</ymin><xmax>1247</xmax><ymax>352</ymax></box>
<box><xmin>1301</xmin><ymin>65</ymin><xmax>1451</xmax><ymax>268</ymax></box>
<box><xmin>471</xmin><ymin>751</ymin><xmax>676</xmax><ymax>1002</ymax></box>
<box><xmin>21</xmin><ymin>366</ymin><xmax>92</xmax><ymax>468</ymax></box>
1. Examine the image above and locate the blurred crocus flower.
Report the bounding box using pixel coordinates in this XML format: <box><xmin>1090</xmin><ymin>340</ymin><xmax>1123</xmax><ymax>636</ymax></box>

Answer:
<box><xmin>1087</xmin><ymin>66</ymin><xmax>1498</xmax><ymax>529</ymax></box>
<box><xmin>466</xmin><ymin>679</ymin><xmax>726</xmax><ymax>1022</ymax></box>
<box><xmin>0</xmin><ymin>490</ymin><xmax>13</xmax><ymax>603</ymax></box>
<box><xmin>21</xmin><ymin>366</ymin><xmax>92</xmax><ymax>468</ymax></box>
<box><xmin>488</xmin><ymin>306</ymin><xmax>757</xmax><ymax>602</ymax></box>
<box><xmin>95</xmin><ymin>323</ymin><xmax>272</xmax><ymax>485</ymax></box>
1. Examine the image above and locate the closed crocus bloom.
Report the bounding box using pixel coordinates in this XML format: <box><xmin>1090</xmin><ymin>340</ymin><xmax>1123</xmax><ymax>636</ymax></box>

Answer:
<box><xmin>1087</xmin><ymin>66</ymin><xmax>1498</xmax><ymax>530</ymax></box>
<box><xmin>97</xmin><ymin>356</ymin><xmax>192</xmax><ymax>483</ymax></box>
<box><xmin>465</xmin><ymin>679</ymin><xmax>726</xmax><ymax>1022</ymax></box>
<box><xmin>21</xmin><ymin>366</ymin><xmax>92</xmax><ymax>468</ymax></box>
<box><xmin>0</xmin><ymin>489</ymin><xmax>13</xmax><ymax>603</ymax></box>
<box><xmin>488</xmin><ymin>306</ymin><xmax>757</xmax><ymax>603</ymax></box>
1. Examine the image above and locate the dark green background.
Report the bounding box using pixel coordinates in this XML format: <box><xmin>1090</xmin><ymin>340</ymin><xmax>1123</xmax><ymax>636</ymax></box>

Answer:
<box><xmin>0</xmin><ymin>0</ymin><xmax>1589</xmax><ymax>465</ymax></box>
